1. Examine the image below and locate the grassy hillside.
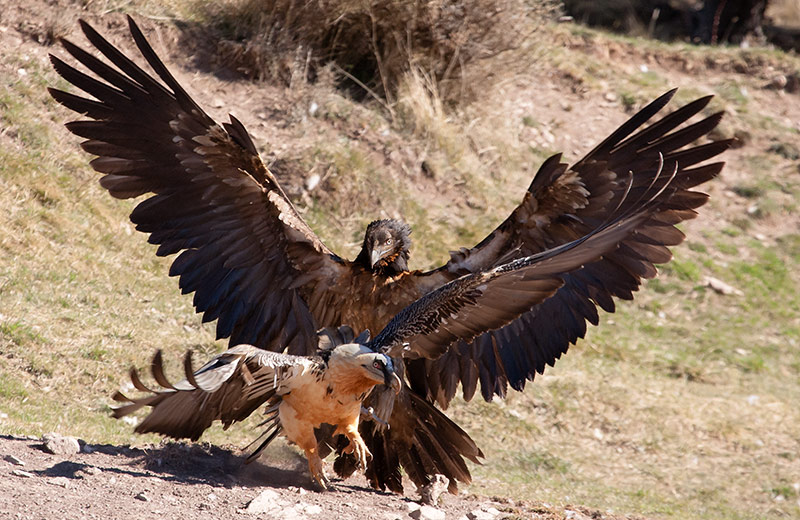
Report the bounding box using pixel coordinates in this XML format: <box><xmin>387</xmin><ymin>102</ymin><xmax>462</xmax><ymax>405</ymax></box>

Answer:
<box><xmin>1</xmin><ymin>1</ymin><xmax>799</xmax><ymax>519</ymax></box>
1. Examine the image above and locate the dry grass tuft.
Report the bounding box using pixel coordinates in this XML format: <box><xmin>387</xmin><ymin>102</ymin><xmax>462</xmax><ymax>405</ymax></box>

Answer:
<box><xmin>767</xmin><ymin>0</ymin><xmax>800</xmax><ymax>28</ymax></box>
<box><xmin>192</xmin><ymin>0</ymin><xmax>559</xmax><ymax>104</ymax></box>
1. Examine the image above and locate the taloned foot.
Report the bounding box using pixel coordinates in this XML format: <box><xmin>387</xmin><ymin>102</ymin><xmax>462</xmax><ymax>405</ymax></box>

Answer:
<box><xmin>343</xmin><ymin>435</ymin><xmax>372</xmax><ymax>469</ymax></box>
<box><xmin>307</xmin><ymin>451</ymin><xmax>330</xmax><ymax>490</ymax></box>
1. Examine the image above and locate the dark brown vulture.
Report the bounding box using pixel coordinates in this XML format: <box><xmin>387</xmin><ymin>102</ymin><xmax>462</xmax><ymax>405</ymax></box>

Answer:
<box><xmin>49</xmin><ymin>16</ymin><xmax>730</xmax><ymax>494</ymax></box>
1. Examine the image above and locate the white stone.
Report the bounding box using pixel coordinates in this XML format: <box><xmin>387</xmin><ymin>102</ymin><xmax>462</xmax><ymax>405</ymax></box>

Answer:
<box><xmin>304</xmin><ymin>504</ymin><xmax>322</xmax><ymax>514</ymax></box>
<box><xmin>705</xmin><ymin>276</ymin><xmax>743</xmax><ymax>296</ymax></box>
<box><xmin>42</xmin><ymin>433</ymin><xmax>80</xmax><ymax>455</ymax></box>
<box><xmin>409</xmin><ymin>505</ymin><xmax>446</xmax><ymax>520</ymax></box>
<box><xmin>5</xmin><ymin>455</ymin><xmax>25</xmax><ymax>466</ymax></box>
<box><xmin>245</xmin><ymin>489</ymin><xmax>283</xmax><ymax>515</ymax></box>
<box><xmin>47</xmin><ymin>477</ymin><xmax>70</xmax><ymax>488</ymax></box>
<box><xmin>306</xmin><ymin>174</ymin><xmax>321</xmax><ymax>191</ymax></box>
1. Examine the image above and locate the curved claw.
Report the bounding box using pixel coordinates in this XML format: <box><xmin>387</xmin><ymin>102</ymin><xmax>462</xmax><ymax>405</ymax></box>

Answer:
<box><xmin>307</xmin><ymin>452</ymin><xmax>330</xmax><ymax>490</ymax></box>
<box><xmin>344</xmin><ymin>436</ymin><xmax>372</xmax><ymax>469</ymax></box>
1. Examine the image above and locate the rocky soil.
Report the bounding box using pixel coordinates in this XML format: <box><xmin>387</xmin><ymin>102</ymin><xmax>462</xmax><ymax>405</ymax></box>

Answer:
<box><xmin>0</xmin><ymin>434</ymin><xmax>642</xmax><ymax>520</ymax></box>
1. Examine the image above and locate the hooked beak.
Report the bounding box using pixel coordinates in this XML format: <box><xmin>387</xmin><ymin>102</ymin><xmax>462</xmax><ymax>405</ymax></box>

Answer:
<box><xmin>386</xmin><ymin>372</ymin><xmax>402</xmax><ymax>394</ymax></box>
<box><xmin>370</xmin><ymin>248</ymin><xmax>386</xmax><ymax>268</ymax></box>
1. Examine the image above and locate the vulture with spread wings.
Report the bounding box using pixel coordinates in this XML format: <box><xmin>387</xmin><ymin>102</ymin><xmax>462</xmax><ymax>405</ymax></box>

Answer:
<box><xmin>112</xmin><ymin>200</ymin><xmax>662</xmax><ymax>489</ymax></box>
<box><xmin>49</xmin><ymin>17</ymin><xmax>730</xmax><ymax>494</ymax></box>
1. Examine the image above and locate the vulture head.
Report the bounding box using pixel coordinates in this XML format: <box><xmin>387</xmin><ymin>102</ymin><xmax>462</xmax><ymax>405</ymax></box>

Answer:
<box><xmin>355</xmin><ymin>219</ymin><xmax>412</xmax><ymax>276</ymax></box>
<box><xmin>329</xmin><ymin>343</ymin><xmax>401</xmax><ymax>393</ymax></box>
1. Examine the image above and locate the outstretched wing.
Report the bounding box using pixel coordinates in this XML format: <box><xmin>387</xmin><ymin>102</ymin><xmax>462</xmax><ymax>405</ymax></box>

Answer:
<box><xmin>429</xmin><ymin>89</ymin><xmax>724</xmax><ymax>275</ymax></box>
<box><xmin>409</xmin><ymin>90</ymin><xmax>731</xmax><ymax>406</ymax></box>
<box><xmin>370</xmin><ymin>190</ymin><xmax>660</xmax><ymax>358</ymax></box>
<box><xmin>112</xmin><ymin>345</ymin><xmax>317</xmax><ymax>442</ymax></box>
<box><xmin>48</xmin><ymin>17</ymin><xmax>345</xmax><ymax>354</ymax></box>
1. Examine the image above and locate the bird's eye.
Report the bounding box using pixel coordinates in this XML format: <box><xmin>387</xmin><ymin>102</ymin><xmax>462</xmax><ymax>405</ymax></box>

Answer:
<box><xmin>385</xmin><ymin>238</ymin><xmax>393</xmax><ymax>245</ymax></box>
<box><xmin>373</xmin><ymin>360</ymin><xmax>382</xmax><ymax>369</ymax></box>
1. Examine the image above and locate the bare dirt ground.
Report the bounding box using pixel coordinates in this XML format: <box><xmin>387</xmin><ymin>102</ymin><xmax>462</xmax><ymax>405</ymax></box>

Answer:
<box><xmin>0</xmin><ymin>434</ymin><xmax>641</xmax><ymax>520</ymax></box>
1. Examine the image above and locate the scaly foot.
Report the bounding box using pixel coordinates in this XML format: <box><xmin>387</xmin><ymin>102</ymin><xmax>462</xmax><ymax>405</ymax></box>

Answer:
<box><xmin>307</xmin><ymin>452</ymin><xmax>330</xmax><ymax>490</ymax></box>
<box><xmin>343</xmin><ymin>435</ymin><xmax>372</xmax><ymax>469</ymax></box>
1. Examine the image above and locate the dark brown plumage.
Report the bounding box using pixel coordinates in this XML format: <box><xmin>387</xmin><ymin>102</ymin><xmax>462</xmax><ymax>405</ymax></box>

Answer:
<box><xmin>50</xmin><ymin>16</ymin><xmax>730</xmax><ymax>494</ymax></box>
<box><xmin>113</xmin><ymin>197</ymin><xmax>657</xmax><ymax>489</ymax></box>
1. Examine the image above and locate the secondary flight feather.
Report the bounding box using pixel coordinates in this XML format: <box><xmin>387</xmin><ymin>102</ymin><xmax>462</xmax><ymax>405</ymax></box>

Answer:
<box><xmin>49</xmin><ymin>16</ymin><xmax>730</xmax><ymax>493</ymax></box>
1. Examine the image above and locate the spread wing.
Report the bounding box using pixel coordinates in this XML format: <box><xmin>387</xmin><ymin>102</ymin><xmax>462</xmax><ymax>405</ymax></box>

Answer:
<box><xmin>369</xmin><ymin>190</ymin><xmax>660</xmax><ymax>358</ymax></box>
<box><xmin>112</xmin><ymin>345</ymin><xmax>317</xmax><ymax>442</ymax></box>
<box><xmin>48</xmin><ymin>16</ymin><xmax>344</xmax><ymax>354</ymax></box>
<box><xmin>408</xmin><ymin>90</ymin><xmax>732</xmax><ymax>406</ymax></box>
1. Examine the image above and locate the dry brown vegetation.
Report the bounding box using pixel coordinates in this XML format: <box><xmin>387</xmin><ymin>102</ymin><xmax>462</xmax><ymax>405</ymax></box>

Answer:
<box><xmin>2</xmin><ymin>0</ymin><xmax>800</xmax><ymax>519</ymax></box>
<box><xmin>181</xmin><ymin>0</ymin><xmax>559</xmax><ymax>105</ymax></box>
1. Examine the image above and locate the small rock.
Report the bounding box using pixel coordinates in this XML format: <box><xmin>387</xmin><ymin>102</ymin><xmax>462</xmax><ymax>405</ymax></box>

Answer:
<box><xmin>309</xmin><ymin>101</ymin><xmax>319</xmax><ymax>117</ymax></box>
<box><xmin>409</xmin><ymin>505</ymin><xmax>446</xmax><ymax>520</ymax></box>
<box><xmin>288</xmin><ymin>486</ymin><xmax>307</xmax><ymax>495</ymax></box>
<box><xmin>47</xmin><ymin>477</ymin><xmax>70</xmax><ymax>488</ymax></box>
<box><xmin>467</xmin><ymin>509</ymin><xmax>498</xmax><ymax>520</ymax></box>
<box><xmin>5</xmin><ymin>455</ymin><xmax>25</xmax><ymax>466</ymax></box>
<box><xmin>245</xmin><ymin>489</ymin><xmax>282</xmax><ymax>515</ymax></box>
<box><xmin>281</xmin><ymin>505</ymin><xmax>307</xmax><ymax>520</ymax></box>
<box><xmin>604</xmin><ymin>92</ymin><xmax>617</xmax><ymax>102</ymax></box>
<box><xmin>306</xmin><ymin>173</ymin><xmax>321</xmax><ymax>191</ymax></box>
<box><xmin>303</xmin><ymin>504</ymin><xmax>322</xmax><ymax>514</ymax></box>
<box><xmin>769</xmin><ymin>74</ymin><xmax>788</xmax><ymax>90</ymax></box>
<box><xmin>135</xmin><ymin>492</ymin><xmax>150</xmax><ymax>502</ymax></box>
<box><xmin>85</xmin><ymin>466</ymin><xmax>102</xmax><ymax>476</ymax></box>
<box><xmin>406</xmin><ymin>502</ymin><xmax>421</xmax><ymax>513</ymax></box>
<box><xmin>12</xmin><ymin>469</ymin><xmax>34</xmax><ymax>478</ymax></box>
<box><xmin>705</xmin><ymin>276</ymin><xmax>743</xmax><ymax>296</ymax></box>
<box><xmin>42</xmin><ymin>433</ymin><xmax>80</xmax><ymax>455</ymax></box>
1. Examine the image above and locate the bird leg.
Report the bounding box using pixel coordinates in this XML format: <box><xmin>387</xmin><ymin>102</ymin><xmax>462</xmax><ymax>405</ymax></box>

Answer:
<box><xmin>304</xmin><ymin>447</ymin><xmax>330</xmax><ymax>490</ymax></box>
<box><xmin>279</xmin><ymin>403</ymin><xmax>330</xmax><ymax>490</ymax></box>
